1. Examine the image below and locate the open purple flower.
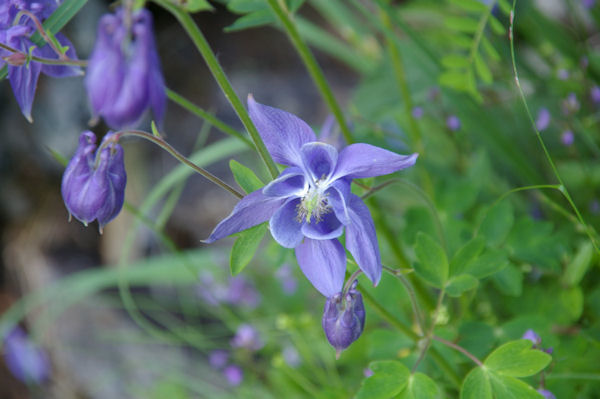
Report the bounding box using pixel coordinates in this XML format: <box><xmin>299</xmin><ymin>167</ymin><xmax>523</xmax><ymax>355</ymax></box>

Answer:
<box><xmin>61</xmin><ymin>131</ymin><xmax>127</xmax><ymax>232</ymax></box>
<box><xmin>1</xmin><ymin>0</ymin><xmax>81</xmax><ymax>121</ymax></box>
<box><xmin>85</xmin><ymin>7</ymin><xmax>166</xmax><ymax>129</ymax></box>
<box><xmin>204</xmin><ymin>97</ymin><xmax>417</xmax><ymax>297</ymax></box>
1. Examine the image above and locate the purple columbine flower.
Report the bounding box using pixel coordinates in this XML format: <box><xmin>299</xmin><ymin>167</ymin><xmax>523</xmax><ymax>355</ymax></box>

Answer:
<box><xmin>61</xmin><ymin>131</ymin><xmax>127</xmax><ymax>232</ymax></box>
<box><xmin>231</xmin><ymin>324</ymin><xmax>264</xmax><ymax>351</ymax></box>
<box><xmin>223</xmin><ymin>364</ymin><xmax>243</xmax><ymax>386</ymax></box>
<box><xmin>85</xmin><ymin>7</ymin><xmax>166</xmax><ymax>129</ymax></box>
<box><xmin>536</xmin><ymin>108</ymin><xmax>551</xmax><ymax>131</ymax></box>
<box><xmin>0</xmin><ymin>0</ymin><xmax>81</xmax><ymax>121</ymax></box>
<box><xmin>590</xmin><ymin>86</ymin><xmax>600</xmax><ymax>104</ymax></box>
<box><xmin>561</xmin><ymin>130</ymin><xmax>574</xmax><ymax>146</ymax></box>
<box><xmin>537</xmin><ymin>389</ymin><xmax>557</xmax><ymax>399</ymax></box>
<box><xmin>3</xmin><ymin>326</ymin><xmax>50</xmax><ymax>384</ymax></box>
<box><xmin>446</xmin><ymin>115</ymin><xmax>461</xmax><ymax>131</ymax></box>
<box><xmin>204</xmin><ymin>97</ymin><xmax>417</xmax><ymax>297</ymax></box>
<box><xmin>322</xmin><ymin>280</ymin><xmax>365</xmax><ymax>356</ymax></box>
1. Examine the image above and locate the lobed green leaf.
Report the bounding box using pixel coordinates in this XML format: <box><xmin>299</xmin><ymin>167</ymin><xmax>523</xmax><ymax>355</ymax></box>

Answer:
<box><xmin>484</xmin><ymin>340</ymin><xmax>552</xmax><ymax>377</ymax></box>
<box><xmin>356</xmin><ymin>360</ymin><xmax>410</xmax><ymax>399</ymax></box>
<box><xmin>414</xmin><ymin>232</ymin><xmax>449</xmax><ymax>288</ymax></box>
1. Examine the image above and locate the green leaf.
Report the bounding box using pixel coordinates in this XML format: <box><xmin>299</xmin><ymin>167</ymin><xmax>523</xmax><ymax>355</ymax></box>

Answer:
<box><xmin>463</xmin><ymin>249</ymin><xmax>508</xmax><ymax>278</ymax></box>
<box><xmin>563</xmin><ymin>242</ymin><xmax>595</xmax><ymax>286</ymax></box>
<box><xmin>446</xmin><ymin>274</ymin><xmax>479</xmax><ymax>297</ymax></box>
<box><xmin>177</xmin><ymin>0</ymin><xmax>214</xmax><ymax>12</ymax></box>
<box><xmin>225</xmin><ymin>9</ymin><xmax>275</xmax><ymax>32</ymax></box>
<box><xmin>479</xmin><ymin>201</ymin><xmax>514</xmax><ymax>247</ymax></box>
<box><xmin>450</xmin><ymin>236</ymin><xmax>486</xmax><ymax>276</ymax></box>
<box><xmin>414</xmin><ymin>232</ymin><xmax>449</xmax><ymax>288</ymax></box>
<box><xmin>484</xmin><ymin>340</ymin><xmax>552</xmax><ymax>377</ymax></box>
<box><xmin>474</xmin><ymin>52</ymin><xmax>493</xmax><ymax>84</ymax></box>
<box><xmin>449</xmin><ymin>0</ymin><xmax>487</xmax><ymax>12</ymax></box>
<box><xmin>230</xmin><ymin>223</ymin><xmax>268</xmax><ymax>275</ymax></box>
<box><xmin>397</xmin><ymin>373</ymin><xmax>440</xmax><ymax>399</ymax></box>
<box><xmin>497</xmin><ymin>0</ymin><xmax>512</xmax><ymax>15</ymax></box>
<box><xmin>227</xmin><ymin>0</ymin><xmax>266</xmax><ymax>13</ymax></box>
<box><xmin>492</xmin><ymin>263</ymin><xmax>522</xmax><ymax>296</ymax></box>
<box><xmin>356</xmin><ymin>360</ymin><xmax>410</xmax><ymax>399</ymax></box>
<box><xmin>444</xmin><ymin>16</ymin><xmax>480</xmax><ymax>33</ymax></box>
<box><xmin>489</xmin><ymin>374</ymin><xmax>545</xmax><ymax>399</ymax></box>
<box><xmin>461</xmin><ymin>367</ymin><xmax>492</xmax><ymax>399</ymax></box>
<box><xmin>229</xmin><ymin>160</ymin><xmax>264</xmax><ymax>193</ymax></box>
<box><xmin>481</xmin><ymin>35</ymin><xmax>500</xmax><ymax>61</ymax></box>
<box><xmin>439</xmin><ymin>70</ymin><xmax>470</xmax><ymax>91</ymax></box>
<box><xmin>442</xmin><ymin>54</ymin><xmax>470</xmax><ymax>69</ymax></box>
<box><xmin>489</xmin><ymin>14</ymin><xmax>506</xmax><ymax>35</ymax></box>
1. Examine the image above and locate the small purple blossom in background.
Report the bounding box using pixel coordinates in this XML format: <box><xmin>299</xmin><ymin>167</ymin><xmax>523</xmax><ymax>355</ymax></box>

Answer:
<box><xmin>61</xmin><ymin>131</ymin><xmax>127</xmax><ymax>232</ymax></box>
<box><xmin>197</xmin><ymin>272</ymin><xmax>260</xmax><ymax>308</ymax></box>
<box><xmin>537</xmin><ymin>388</ymin><xmax>557</xmax><ymax>399</ymax></box>
<box><xmin>231</xmin><ymin>324</ymin><xmax>264</xmax><ymax>351</ymax></box>
<box><xmin>562</xmin><ymin>92</ymin><xmax>580</xmax><ymax>115</ymax></box>
<box><xmin>590</xmin><ymin>199</ymin><xmax>599</xmax><ymax>214</ymax></box>
<box><xmin>3</xmin><ymin>326</ymin><xmax>50</xmax><ymax>384</ymax></box>
<box><xmin>582</xmin><ymin>0</ymin><xmax>596</xmax><ymax>9</ymax></box>
<box><xmin>209</xmin><ymin>350</ymin><xmax>229</xmax><ymax>370</ymax></box>
<box><xmin>322</xmin><ymin>280</ymin><xmax>365</xmax><ymax>356</ymax></box>
<box><xmin>446</xmin><ymin>115</ymin><xmax>461</xmax><ymax>131</ymax></box>
<box><xmin>590</xmin><ymin>86</ymin><xmax>600</xmax><ymax>104</ymax></box>
<box><xmin>86</xmin><ymin>7</ymin><xmax>166</xmax><ymax>129</ymax></box>
<box><xmin>223</xmin><ymin>364</ymin><xmax>243</xmax><ymax>386</ymax></box>
<box><xmin>412</xmin><ymin>106</ymin><xmax>424</xmax><ymax>119</ymax></box>
<box><xmin>557</xmin><ymin>69</ymin><xmax>569</xmax><ymax>80</ymax></box>
<box><xmin>0</xmin><ymin>0</ymin><xmax>81</xmax><ymax>121</ymax></box>
<box><xmin>561</xmin><ymin>130</ymin><xmax>574</xmax><ymax>146</ymax></box>
<box><xmin>275</xmin><ymin>264</ymin><xmax>298</xmax><ymax>295</ymax></box>
<box><xmin>363</xmin><ymin>367</ymin><xmax>374</xmax><ymax>378</ymax></box>
<box><xmin>535</xmin><ymin>108</ymin><xmax>551</xmax><ymax>131</ymax></box>
<box><xmin>282</xmin><ymin>345</ymin><xmax>301</xmax><ymax>368</ymax></box>
<box><xmin>204</xmin><ymin>97</ymin><xmax>417</xmax><ymax>297</ymax></box>
<box><xmin>522</xmin><ymin>329</ymin><xmax>542</xmax><ymax>346</ymax></box>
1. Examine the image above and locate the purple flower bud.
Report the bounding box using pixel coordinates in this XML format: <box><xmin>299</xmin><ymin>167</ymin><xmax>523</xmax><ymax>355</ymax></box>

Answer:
<box><xmin>446</xmin><ymin>115</ymin><xmax>461</xmax><ymax>131</ymax></box>
<box><xmin>412</xmin><ymin>106</ymin><xmax>424</xmax><ymax>119</ymax></box>
<box><xmin>61</xmin><ymin>131</ymin><xmax>127</xmax><ymax>231</ymax></box>
<box><xmin>522</xmin><ymin>329</ymin><xmax>542</xmax><ymax>346</ymax></box>
<box><xmin>536</xmin><ymin>108</ymin><xmax>551</xmax><ymax>131</ymax></box>
<box><xmin>3</xmin><ymin>326</ymin><xmax>50</xmax><ymax>384</ymax></box>
<box><xmin>561</xmin><ymin>130</ymin><xmax>574</xmax><ymax>146</ymax></box>
<box><xmin>208</xmin><ymin>350</ymin><xmax>229</xmax><ymax>370</ymax></box>
<box><xmin>231</xmin><ymin>324</ymin><xmax>264</xmax><ymax>351</ymax></box>
<box><xmin>537</xmin><ymin>388</ymin><xmax>557</xmax><ymax>399</ymax></box>
<box><xmin>223</xmin><ymin>365</ymin><xmax>243</xmax><ymax>386</ymax></box>
<box><xmin>322</xmin><ymin>280</ymin><xmax>365</xmax><ymax>356</ymax></box>
<box><xmin>591</xmin><ymin>86</ymin><xmax>600</xmax><ymax>104</ymax></box>
<box><xmin>85</xmin><ymin>8</ymin><xmax>166</xmax><ymax>129</ymax></box>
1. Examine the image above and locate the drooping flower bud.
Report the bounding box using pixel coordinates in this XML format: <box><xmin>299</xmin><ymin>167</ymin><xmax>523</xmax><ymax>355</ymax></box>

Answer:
<box><xmin>322</xmin><ymin>280</ymin><xmax>366</xmax><ymax>357</ymax></box>
<box><xmin>85</xmin><ymin>7</ymin><xmax>166</xmax><ymax>129</ymax></box>
<box><xmin>61</xmin><ymin>131</ymin><xmax>127</xmax><ymax>232</ymax></box>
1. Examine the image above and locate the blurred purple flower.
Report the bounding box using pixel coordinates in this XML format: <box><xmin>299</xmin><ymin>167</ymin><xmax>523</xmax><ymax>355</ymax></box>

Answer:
<box><xmin>318</xmin><ymin>115</ymin><xmax>345</xmax><ymax>149</ymax></box>
<box><xmin>0</xmin><ymin>0</ymin><xmax>81</xmax><ymax>121</ymax></box>
<box><xmin>590</xmin><ymin>86</ymin><xmax>600</xmax><ymax>104</ymax></box>
<box><xmin>412</xmin><ymin>106</ymin><xmax>424</xmax><ymax>119</ymax></box>
<box><xmin>522</xmin><ymin>329</ymin><xmax>542</xmax><ymax>346</ymax></box>
<box><xmin>557</xmin><ymin>69</ymin><xmax>569</xmax><ymax>80</ymax></box>
<box><xmin>363</xmin><ymin>367</ymin><xmax>374</xmax><ymax>377</ymax></box>
<box><xmin>590</xmin><ymin>199</ymin><xmax>600</xmax><ymax>214</ymax></box>
<box><xmin>204</xmin><ymin>97</ymin><xmax>417</xmax><ymax>297</ymax></box>
<box><xmin>208</xmin><ymin>350</ymin><xmax>229</xmax><ymax>370</ymax></box>
<box><xmin>223</xmin><ymin>365</ymin><xmax>243</xmax><ymax>386</ymax></box>
<box><xmin>61</xmin><ymin>131</ymin><xmax>127</xmax><ymax>232</ymax></box>
<box><xmin>225</xmin><ymin>276</ymin><xmax>261</xmax><ymax>308</ymax></box>
<box><xmin>561</xmin><ymin>130</ymin><xmax>574</xmax><ymax>146</ymax></box>
<box><xmin>582</xmin><ymin>0</ymin><xmax>596</xmax><ymax>9</ymax></box>
<box><xmin>535</xmin><ymin>108</ymin><xmax>551</xmax><ymax>131</ymax></box>
<box><xmin>85</xmin><ymin>7</ymin><xmax>166</xmax><ymax>129</ymax></box>
<box><xmin>231</xmin><ymin>324</ymin><xmax>264</xmax><ymax>351</ymax></box>
<box><xmin>3</xmin><ymin>326</ymin><xmax>50</xmax><ymax>384</ymax></box>
<box><xmin>282</xmin><ymin>345</ymin><xmax>301</xmax><ymax>368</ymax></box>
<box><xmin>562</xmin><ymin>93</ymin><xmax>580</xmax><ymax>115</ymax></box>
<box><xmin>275</xmin><ymin>264</ymin><xmax>298</xmax><ymax>295</ymax></box>
<box><xmin>537</xmin><ymin>389</ymin><xmax>557</xmax><ymax>399</ymax></box>
<box><xmin>446</xmin><ymin>115</ymin><xmax>461</xmax><ymax>131</ymax></box>
<box><xmin>322</xmin><ymin>280</ymin><xmax>365</xmax><ymax>356</ymax></box>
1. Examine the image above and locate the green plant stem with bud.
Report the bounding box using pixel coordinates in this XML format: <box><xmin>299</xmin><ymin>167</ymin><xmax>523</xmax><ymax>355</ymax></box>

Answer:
<box><xmin>0</xmin><ymin>42</ymin><xmax>87</xmax><ymax>67</ymax></box>
<box><xmin>155</xmin><ymin>0</ymin><xmax>280</xmax><ymax>180</ymax></box>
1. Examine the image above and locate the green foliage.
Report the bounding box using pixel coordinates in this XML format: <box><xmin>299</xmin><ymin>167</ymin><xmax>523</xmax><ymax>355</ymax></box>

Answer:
<box><xmin>414</xmin><ymin>232</ymin><xmax>449</xmax><ymax>288</ymax></box>
<box><xmin>356</xmin><ymin>361</ymin><xmax>410</xmax><ymax>399</ymax></box>
<box><xmin>230</xmin><ymin>159</ymin><xmax>265</xmax><ymax>193</ymax></box>
<box><xmin>223</xmin><ymin>0</ymin><xmax>306</xmax><ymax>32</ymax></box>
<box><xmin>484</xmin><ymin>340</ymin><xmax>552</xmax><ymax>377</ymax></box>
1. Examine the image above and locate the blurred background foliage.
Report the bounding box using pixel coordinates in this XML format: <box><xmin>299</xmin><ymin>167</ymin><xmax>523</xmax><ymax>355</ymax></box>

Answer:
<box><xmin>1</xmin><ymin>0</ymin><xmax>599</xmax><ymax>398</ymax></box>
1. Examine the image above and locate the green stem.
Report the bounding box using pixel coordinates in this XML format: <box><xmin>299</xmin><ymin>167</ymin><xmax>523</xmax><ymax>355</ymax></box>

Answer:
<box><xmin>266</xmin><ymin>0</ymin><xmax>354</xmax><ymax>144</ymax></box>
<box><xmin>105</xmin><ymin>129</ymin><xmax>244</xmax><ymax>199</ymax></box>
<box><xmin>383</xmin><ymin>266</ymin><xmax>424</xmax><ymax>335</ymax></box>
<box><xmin>432</xmin><ymin>335</ymin><xmax>483</xmax><ymax>367</ymax></box>
<box><xmin>166</xmin><ymin>88</ymin><xmax>253</xmax><ymax>148</ymax></box>
<box><xmin>156</xmin><ymin>0</ymin><xmax>279</xmax><ymax>179</ymax></box>
<box><xmin>508</xmin><ymin>1</ymin><xmax>599</xmax><ymax>254</ymax></box>
<box><xmin>0</xmin><ymin>42</ymin><xmax>87</xmax><ymax>67</ymax></box>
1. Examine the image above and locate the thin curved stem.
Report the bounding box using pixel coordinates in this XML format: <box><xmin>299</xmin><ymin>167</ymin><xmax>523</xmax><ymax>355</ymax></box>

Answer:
<box><xmin>382</xmin><ymin>266</ymin><xmax>424</xmax><ymax>335</ymax></box>
<box><xmin>266</xmin><ymin>0</ymin><xmax>354</xmax><ymax>144</ymax></box>
<box><xmin>0</xmin><ymin>42</ymin><xmax>87</xmax><ymax>66</ymax></box>
<box><xmin>432</xmin><ymin>335</ymin><xmax>483</xmax><ymax>367</ymax></box>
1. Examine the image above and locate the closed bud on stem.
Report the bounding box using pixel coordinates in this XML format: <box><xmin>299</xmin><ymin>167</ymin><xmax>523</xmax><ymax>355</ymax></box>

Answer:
<box><xmin>61</xmin><ymin>131</ymin><xmax>127</xmax><ymax>232</ymax></box>
<box><xmin>3</xmin><ymin>52</ymin><xmax>27</xmax><ymax>66</ymax></box>
<box><xmin>322</xmin><ymin>280</ymin><xmax>365</xmax><ymax>357</ymax></box>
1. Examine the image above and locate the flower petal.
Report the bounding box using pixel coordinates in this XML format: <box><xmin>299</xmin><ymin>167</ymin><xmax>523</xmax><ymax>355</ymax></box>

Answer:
<box><xmin>301</xmin><ymin>212</ymin><xmax>344</xmax><ymax>240</ymax></box>
<box><xmin>300</xmin><ymin>142</ymin><xmax>338</xmax><ymax>181</ymax></box>
<box><xmin>248</xmin><ymin>96</ymin><xmax>317</xmax><ymax>166</ymax></box>
<box><xmin>39</xmin><ymin>33</ymin><xmax>82</xmax><ymax>78</ymax></box>
<box><xmin>345</xmin><ymin>194</ymin><xmax>381</xmax><ymax>286</ymax></box>
<box><xmin>269</xmin><ymin>198</ymin><xmax>304</xmax><ymax>248</ymax></box>
<box><xmin>203</xmin><ymin>189</ymin><xmax>285</xmax><ymax>243</ymax></box>
<box><xmin>333</xmin><ymin>143</ymin><xmax>418</xmax><ymax>180</ymax></box>
<box><xmin>295</xmin><ymin>238</ymin><xmax>346</xmax><ymax>297</ymax></box>
<box><xmin>326</xmin><ymin>179</ymin><xmax>351</xmax><ymax>225</ymax></box>
<box><xmin>262</xmin><ymin>167</ymin><xmax>307</xmax><ymax>198</ymax></box>
<box><xmin>8</xmin><ymin>60</ymin><xmax>41</xmax><ymax>122</ymax></box>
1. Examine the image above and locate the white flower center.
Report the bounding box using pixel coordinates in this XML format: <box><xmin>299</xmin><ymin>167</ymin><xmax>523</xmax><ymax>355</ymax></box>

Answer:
<box><xmin>296</xmin><ymin>177</ymin><xmax>331</xmax><ymax>223</ymax></box>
